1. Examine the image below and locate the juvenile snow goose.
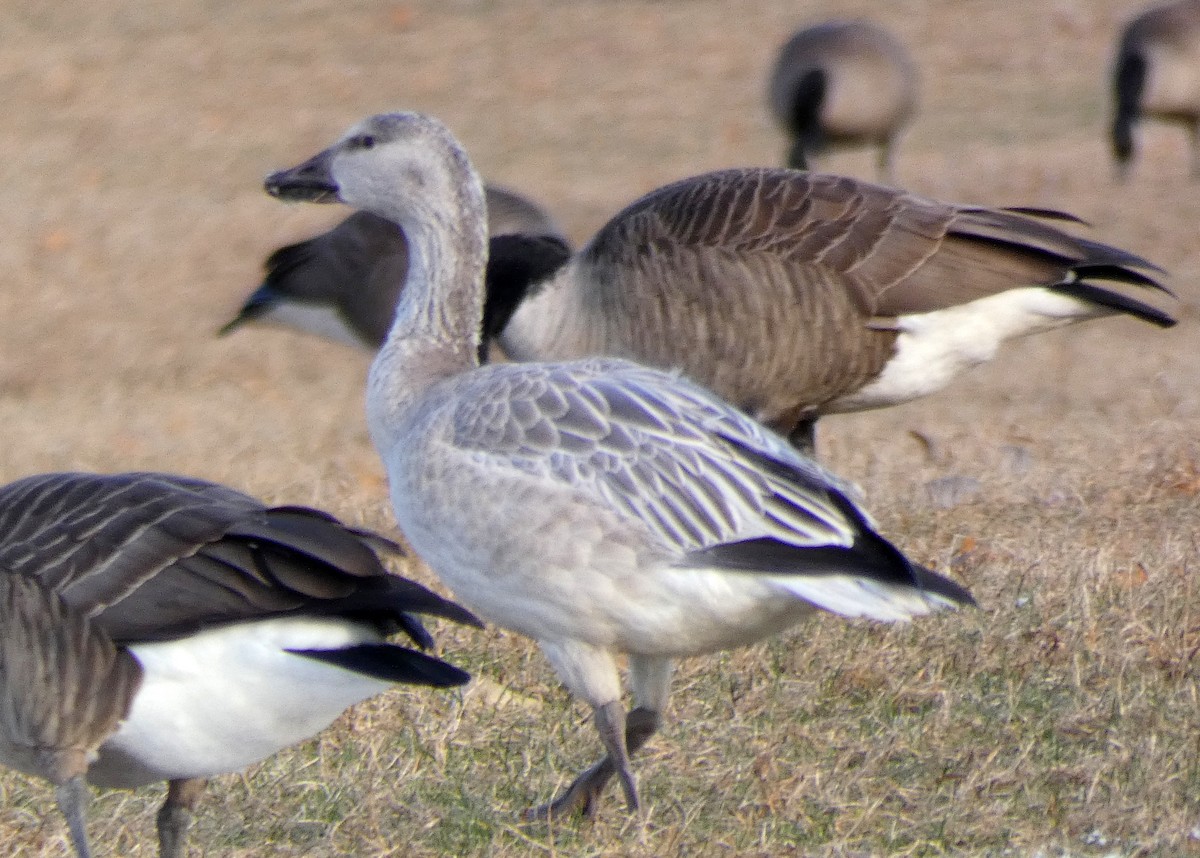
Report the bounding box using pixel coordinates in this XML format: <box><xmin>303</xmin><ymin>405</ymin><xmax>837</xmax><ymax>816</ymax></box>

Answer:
<box><xmin>221</xmin><ymin>184</ymin><xmax>570</xmax><ymax>355</ymax></box>
<box><xmin>1111</xmin><ymin>0</ymin><xmax>1200</xmax><ymax>179</ymax></box>
<box><xmin>264</xmin><ymin>111</ymin><xmax>976</xmax><ymax>820</ymax></box>
<box><xmin>768</xmin><ymin>19</ymin><xmax>919</xmax><ymax>181</ymax></box>
<box><xmin>0</xmin><ymin>470</ymin><xmax>479</xmax><ymax>858</ymax></box>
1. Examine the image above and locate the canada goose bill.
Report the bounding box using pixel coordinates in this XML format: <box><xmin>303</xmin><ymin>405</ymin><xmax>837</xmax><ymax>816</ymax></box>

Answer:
<box><xmin>263</xmin><ymin>111</ymin><xmax>978</xmax><ymax>821</ymax></box>
<box><xmin>0</xmin><ymin>470</ymin><xmax>479</xmax><ymax>858</ymax></box>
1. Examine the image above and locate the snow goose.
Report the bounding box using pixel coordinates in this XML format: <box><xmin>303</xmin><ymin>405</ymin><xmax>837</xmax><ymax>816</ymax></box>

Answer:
<box><xmin>252</xmin><ymin>155</ymin><xmax>1173</xmax><ymax>459</ymax></box>
<box><xmin>768</xmin><ymin>19</ymin><xmax>919</xmax><ymax>181</ymax></box>
<box><xmin>0</xmin><ymin>470</ymin><xmax>479</xmax><ymax>858</ymax></box>
<box><xmin>1111</xmin><ymin>0</ymin><xmax>1200</xmax><ymax>179</ymax></box>
<box><xmin>220</xmin><ymin>184</ymin><xmax>569</xmax><ymax>355</ymax></box>
<box><xmin>263</xmin><ymin>111</ymin><xmax>976</xmax><ymax>820</ymax></box>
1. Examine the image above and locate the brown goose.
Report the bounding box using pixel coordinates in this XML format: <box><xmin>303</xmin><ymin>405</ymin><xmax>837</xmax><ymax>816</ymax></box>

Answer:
<box><xmin>221</xmin><ymin>184</ymin><xmax>569</xmax><ymax>353</ymax></box>
<box><xmin>0</xmin><ymin>471</ymin><xmax>479</xmax><ymax>858</ymax></box>
<box><xmin>1111</xmin><ymin>0</ymin><xmax>1200</xmax><ymax>179</ymax></box>
<box><xmin>495</xmin><ymin>168</ymin><xmax>1174</xmax><ymax>452</ymax></box>
<box><xmin>768</xmin><ymin>19</ymin><xmax>919</xmax><ymax>181</ymax></box>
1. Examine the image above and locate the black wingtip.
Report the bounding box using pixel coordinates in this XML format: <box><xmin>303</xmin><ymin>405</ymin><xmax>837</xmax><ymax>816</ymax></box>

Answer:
<box><xmin>1055</xmin><ymin>280</ymin><xmax>1177</xmax><ymax>328</ymax></box>
<box><xmin>292</xmin><ymin>644</ymin><xmax>472</xmax><ymax>688</ymax></box>
<box><xmin>913</xmin><ymin>564</ymin><xmax>976</xmax><ymax>608</ymax></box>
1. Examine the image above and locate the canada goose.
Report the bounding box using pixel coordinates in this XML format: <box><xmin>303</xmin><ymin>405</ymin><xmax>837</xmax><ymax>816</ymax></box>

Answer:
<box><xmin>768</xmin><ymin>19</ymin><xmax>919</xmax><ymax>181</ymax></box>
<box><xmin>220</xmin><ymin>184</ymin><xmax>569</xmax><ymax>353</ymax></box>
<box><xmin>502</xmin><ymin>171</ymin><xmax>1172</xmax><ymax>453</ymax></box>
<box><xmin>264</xmin><ymin>111</ymin><xmax>976</xmax><ymax>820</ymax></box>
<box><xmin>0</xmin><ymin>470</ymin><xmax>479</xmax><ymax>858</ymax></box>
<box><xmin>1111</xmin><ymin>0</ymin><xmax>1200</xmax><ymax>179</ymax></box>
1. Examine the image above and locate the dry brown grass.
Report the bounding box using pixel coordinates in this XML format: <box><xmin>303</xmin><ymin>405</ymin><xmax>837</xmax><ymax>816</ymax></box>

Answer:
<box><xmin>1</xmin><ymin>0</ymin><xmax>1197</xmax><ymax>855</ymax></box>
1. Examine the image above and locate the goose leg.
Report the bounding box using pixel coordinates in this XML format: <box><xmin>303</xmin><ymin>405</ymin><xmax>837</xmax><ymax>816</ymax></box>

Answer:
<box><xmin>524</xmin><ymin>654</ymin><xmax>670</xmax><ymax>821</ymax></box>
<box><xmin>522</xmin><ymin>706</ymin><xmax>661</xmax><ymax>821</ymax></box>
<box><xmin>879</xmin><ymin>136</ymin><xmax>896</xmax><ymax>184</ymax></box>
<box><xmin>54</xmin><ymin>775</ymin><xmax>93</xmax><ymax>858</ymax></box>
<box><xmin>157</xmin><ymin>777</ymin><xmax>206</xmax><ymax>858</ymax></box>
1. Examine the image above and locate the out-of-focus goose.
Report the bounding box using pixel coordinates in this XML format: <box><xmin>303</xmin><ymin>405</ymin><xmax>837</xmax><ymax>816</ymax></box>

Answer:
<box><xmin>0</xmin><ymin>471</ymin><xmax>479</xmax><ymax>858</ymax></box>
<box><xmin>220</xmin><ymin>184</ymin><xmax>569</xmax><ymax>354</ymax></box>
<box><xmin>1111</xmin><ymin>0</ymin><xmax>1200</xmax><ymax>179</ymax></box>
<box><xmin>768</xmin><ymin>19</ymin><xmax>919</xmax><ymax>181</ymax></box>
<box><xmin>264</xmin><ymin>112</ymin><xmax>976</xmax><ymax>821</ymax></box>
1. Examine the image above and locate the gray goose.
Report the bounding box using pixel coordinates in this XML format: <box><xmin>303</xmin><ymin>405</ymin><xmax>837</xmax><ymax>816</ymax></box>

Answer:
<box><xmin>264</xmin><ymin>111</ymin><xmax>976</xmax><ymax>821</ymax></box>
<box><xmin>221</xmin><ymin>184</ymin><xmax>569</xmax><ymax>355</ymax></box>
<box><xmin>1111</xmin><ymin>0</ymin><xmax>1200</xmax><ymax>179</ymax></box>
<box><xmin>0</xmin><ymin>470</ymin><xmax>479</xmax><ymax>858</ymax></box>
<box><xmin>767</xmin><ymin>19</ymin><xmax>919</xmax><ymax>181</ymax></box>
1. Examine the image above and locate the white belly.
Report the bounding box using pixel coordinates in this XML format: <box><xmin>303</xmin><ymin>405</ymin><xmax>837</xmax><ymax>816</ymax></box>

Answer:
<box><xmin>88</xmin><ymin>617</ymin><xmax>392</xmax><ymax>788</ymax></box>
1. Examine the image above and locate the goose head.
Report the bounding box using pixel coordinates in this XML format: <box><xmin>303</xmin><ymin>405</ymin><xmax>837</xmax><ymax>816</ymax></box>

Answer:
<box><xmin>265</xmin><ymin>113</ymin><xmax>485</xmax><ymax>246</ymax></box>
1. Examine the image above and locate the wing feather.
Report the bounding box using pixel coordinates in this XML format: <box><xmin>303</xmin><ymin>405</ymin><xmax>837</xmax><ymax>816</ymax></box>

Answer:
<box><xmin>450</xmin><ymin>360</ymin><xmax>863</xmax><ymax>558</ymax></box>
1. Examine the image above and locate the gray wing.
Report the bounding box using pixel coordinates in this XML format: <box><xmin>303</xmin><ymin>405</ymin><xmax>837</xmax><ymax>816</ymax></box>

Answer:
<box><xmin>448</xmin><ymin>361</ymin><xmax>979</xmax><ymax>608</ymax></box>
<box><xmin>0</xmin><ymin>472</ymin><xmax>477</xmax><ymax>643</ymax></box>
<box><xmin>451</xmin><ymin>360</ymin><xmax>864</xmax><ymax>556</ymax></box>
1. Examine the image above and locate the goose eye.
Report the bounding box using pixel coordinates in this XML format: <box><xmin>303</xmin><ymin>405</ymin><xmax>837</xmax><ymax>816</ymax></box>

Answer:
<box><xmin>352</xmin><ymin>134</ymin><xmax>376</xmax><ymax>150</ymax></box>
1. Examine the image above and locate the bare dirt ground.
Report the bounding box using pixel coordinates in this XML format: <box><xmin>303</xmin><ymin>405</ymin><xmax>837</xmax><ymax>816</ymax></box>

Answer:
<box><xmin>0</xmin><ymin>1</ymin><xmax>1197</xmax><ymax>855</ymax></box>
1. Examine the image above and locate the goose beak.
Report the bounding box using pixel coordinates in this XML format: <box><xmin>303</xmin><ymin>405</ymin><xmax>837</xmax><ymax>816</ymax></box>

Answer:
<box><xmin>265</xmin><ymin>147</ymin><xmax>340</xmax><ymax>203</ymax></box>
<box><xmin>217</xmin><ymin>283</ymin><xmax>281</xmax><ymax>336</ymax></box>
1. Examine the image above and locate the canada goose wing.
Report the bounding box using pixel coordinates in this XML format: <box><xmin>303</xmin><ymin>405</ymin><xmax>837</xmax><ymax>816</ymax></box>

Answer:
<box><xmin>449</xmin><ymin>359</ymin><xmax>930</xmax><ymax>592</ymax></box>
<box><xmin>578</xmin><ymin>168</ymin><xmax>1172</xmax><ymax>327</ymax></box>
<box><xmin>0</xmin><ymin>472</ymin><xmax>478</xmax><ymax>643</ymax></box>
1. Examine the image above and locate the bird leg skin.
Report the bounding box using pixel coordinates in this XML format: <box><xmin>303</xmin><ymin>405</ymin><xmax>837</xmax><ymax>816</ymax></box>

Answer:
<box><xmin>523</xmin><ymin>706</ymin><xmax>661</xmax><ymax>821</ymax></box>
<box><xmin>157</xmin><ymin>777</ymin><xmax>207</xmax><ymax>858</ymax></box>
<box><xmin>54</xmin><ymin>775</ymin><xmax>93</xmax><ymax>858</ymax></box>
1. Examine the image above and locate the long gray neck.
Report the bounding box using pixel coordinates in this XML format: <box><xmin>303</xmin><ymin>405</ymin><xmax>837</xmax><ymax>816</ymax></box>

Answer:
<box><xmin>365</xmin><ymin>143</ymin><xmax>488</xmax><ymax>453</ymax></box>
